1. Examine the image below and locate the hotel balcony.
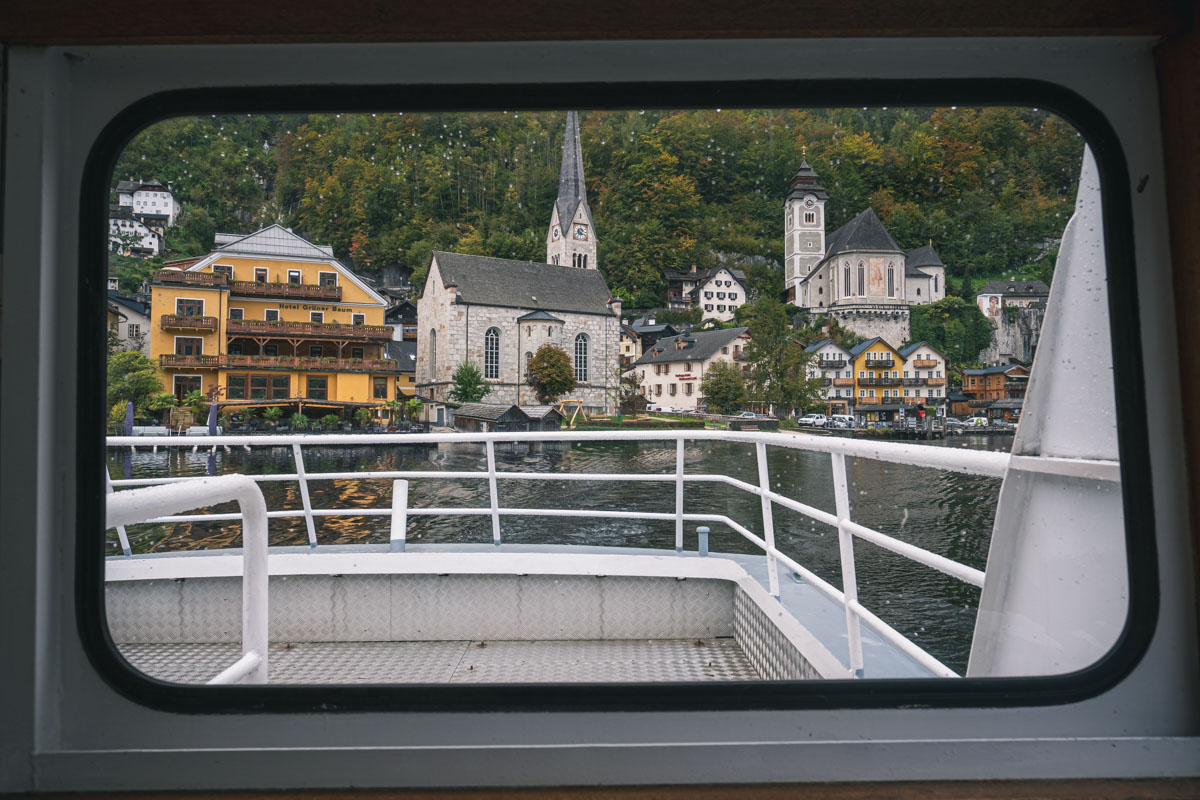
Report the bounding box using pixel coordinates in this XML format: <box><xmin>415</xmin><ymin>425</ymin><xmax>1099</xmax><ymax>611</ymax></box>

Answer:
<box><xmin>902</xmin><ymin>377</ymin><xmax>924</xmax><ymax>386</ymax></box>
<box><xmin>160</xmin><ymin>314</ymin><xmax>218</xmax><ymax>331</ymax></box>
<box><xmin>861</xmin><ymin>377</ymin><xmax>901</xmax><ymax>386</ymax></box>
<box><xmin>926</xmin><ymin>377</ymin><xmax>947</xmax><ymax>386</ymax></box>
<box><xmin>910</xmin><ymin>359</ymin><xmax>938</xmax><ymax>369</ymax></box>
<box><xmin>228</xmin><ymin>280</ymin><xmax>342</xmax><ymax>301</ymax></box>
<box><xmin>160</xmin><ymin>354</ymin><xmax>399</xmax><ymax>373</ymax></box>
<box><xmin>227</xmin><ymin>319</ymin><xmax>392</xmax><ymax>341</ymax></box>
<box><xmin>867</xmin><ymin>358</ymin><xmax>895</xmax><ymax>368</ymax></box>
<box><xmin>154</xmin><ymin>269</ymin><xmax>227</xmax><ymax>287</ymax></box>
<box><xmin>831</xmin><ymin>378</ymin><xmax>854</xmax><ymax>386</ymax></box>
<box><xmin>818</xmin><ymin>358</ymin><xmax>846</xmax><ymax>369</ymax></box>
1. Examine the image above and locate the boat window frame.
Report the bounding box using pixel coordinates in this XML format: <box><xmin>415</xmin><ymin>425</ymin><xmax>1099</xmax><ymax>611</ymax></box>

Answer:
<box><xmin>79</xmin><ymin>78</ymin><xmax>1155</xmax><ymax>715</ymax></box>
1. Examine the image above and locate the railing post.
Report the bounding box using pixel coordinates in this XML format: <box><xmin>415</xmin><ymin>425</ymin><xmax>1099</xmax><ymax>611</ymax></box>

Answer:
<box><xmin>697</xmin><ymin>525</ymin><xmax>709</xmax><ymax>557</ymax></box>
<box><xmin>105</xmin><ymin>467</ymin><xmax>132</xmax><ymax>556</ymax></box>
<box><xmin>291</xmin><ymin>443</ymin><xmax>318</xmax><ymax>548</ymax></box>
<box><xmin>675</xmin><ymin>438</ymin><xmax>685</xmax><ymax>553</ymax></box>
<box><xmin>755</xmin><ymin>442</ymin><xmax>780</xmax><ymax>597</ymax></box>
<box><xmin>390</xmin><ymin>479</ymin><xmax>409</xmax><ymax>552</ymax></box>
<box><xmin>486</xmin><ymin>440</ymin><xmax>501</xmax><ymax>547</ymax></box>
<box><xmin>831</xmin><ymin>451</ymin><xmax>865</xmax><ymax>678</ymax></box>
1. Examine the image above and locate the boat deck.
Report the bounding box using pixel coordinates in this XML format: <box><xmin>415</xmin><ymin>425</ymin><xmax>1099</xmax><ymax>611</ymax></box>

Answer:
<box><xmin>120</xmin><ymin>638</ymin><xmax>760</xmax><ymax>684</ymax></box>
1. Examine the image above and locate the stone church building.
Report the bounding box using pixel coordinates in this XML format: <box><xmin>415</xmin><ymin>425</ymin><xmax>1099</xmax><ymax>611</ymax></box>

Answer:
<box><xmin>416</xmin><ymin>112</ymin><xmax>621</xmax><ymax>414</ymax></box>
<box><xmin>782</xmin><ymin>158</ymin><xmax>946</xmax><ymax>342</ymax></box>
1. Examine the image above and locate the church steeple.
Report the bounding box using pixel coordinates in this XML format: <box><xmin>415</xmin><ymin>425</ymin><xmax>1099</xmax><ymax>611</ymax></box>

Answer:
<box><xmin>547</xmin><ymin>111</ymin><xmax>597</xmax><ymax>269</ymax></box>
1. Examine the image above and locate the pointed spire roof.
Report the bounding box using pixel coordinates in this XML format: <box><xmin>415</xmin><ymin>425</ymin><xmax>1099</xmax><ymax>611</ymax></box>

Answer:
<box><xmin>823</xmin><ymin>207</ymin><xmax>903</xmax><ymax>259</ymax></box>
<box><xmin>555</xmin><ymin>111</ymin><xmax>594</xmax><ymax>230</ymax></box>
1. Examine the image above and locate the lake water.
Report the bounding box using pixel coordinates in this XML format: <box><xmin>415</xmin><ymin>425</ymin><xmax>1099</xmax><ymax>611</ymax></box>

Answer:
<box><xmin>107</xmin><ymin>434</ymin><xmax>1010</xmax><ymax>674</ymax></box>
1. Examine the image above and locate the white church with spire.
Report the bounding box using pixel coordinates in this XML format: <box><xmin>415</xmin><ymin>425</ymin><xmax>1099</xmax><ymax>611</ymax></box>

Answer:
<box><xmin>546</xmin><ymin>110</ymin><xmax>598</xmax><ymax>270</ymax></box>
<box><xmin>782</xmin><ymin>152</ymin><xmax>946</xmax><ymax>341</ymax></box>
<box><xmin>416</xmin><ymin>111</ymin><xmax>620</xmax><ymax>415</ymax></box>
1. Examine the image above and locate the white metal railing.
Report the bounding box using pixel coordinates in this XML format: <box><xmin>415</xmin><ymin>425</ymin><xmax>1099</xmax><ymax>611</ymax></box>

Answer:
<box><xmin>105</xmin><ymin>430</ymin><xmax>1116</xmax><ymax>678</ymax></box>
<box><xmin>105</xmin><ymin>474</ymin><xmax>269</xmax><ymax>685</ymax></box>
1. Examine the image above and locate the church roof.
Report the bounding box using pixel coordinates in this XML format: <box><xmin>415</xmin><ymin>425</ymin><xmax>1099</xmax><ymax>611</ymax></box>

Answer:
<box><xmin>633</xmin><ymin>327</ymin><xmax>749</xmax><ymax>367</ymax></box>
<box><xmin>824</xmin><ymin>207</ymin><xmax>903</xmax><ymax>259</ymax></box>
<box><xmin>785</xmin><ymin>158</ymin><xmax>830</xmax><ymax>201</ymax></box>
<box><xmin>430</xmin><ymin>251</ymin><xmax>615</xmax><ymax>315</ymax></box>
<box><xmin>905</xmin><ymin>244</ymin><xmax>945</xmax><ymax>269</ymax></box>
<box><xmin>554</xmin><ymin>111</ymin><xmax>594</xmax><ymax>231</ymax></box>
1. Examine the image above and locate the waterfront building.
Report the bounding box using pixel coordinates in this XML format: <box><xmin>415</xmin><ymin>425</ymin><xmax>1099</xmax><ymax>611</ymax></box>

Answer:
<box><xmin>804</xmin><ymin>339</ymin><xmax>855</xmax><ymax>416</ymax></box>
<box><xmin>149</xmin><ymin>225</ymin><xmax>400</xmax><ymax>419</ymax></box>
<box><xmin>106</xmin><ymin>291</ymin><xmax>150</xmax><ymax>354</ymax></box>
<box><xmin>450</xmin><ymin>403</ymin><xmax>566</xmax><ymax>433</ymax></box>
<box><xmin>630</xmin><ymin>327</ymin><xmax>750</xmax><ymax>412</ymax></box>
<box><xmin>976</xmin><ymin>279</ymin><xmax>1051</xmax><ymax>320</ymax></box>
<box><xmin>962</xmin><ymin>363</ymin><xmax>1031</xmax><ymax>421</ymax></box>
<box><xmin>896</xmin><ymin>341</ymin><xmax>949</xmax><ymax>409</ymax></box>
<box><xmin>849</xmin><ymin>337</ymin><xmax>905</xmax><ymax>423</ymax></box>
<box><xmin>415</xmin><ymin>252</ymin><xmax>622</xmax><ymax>413</ymax></box>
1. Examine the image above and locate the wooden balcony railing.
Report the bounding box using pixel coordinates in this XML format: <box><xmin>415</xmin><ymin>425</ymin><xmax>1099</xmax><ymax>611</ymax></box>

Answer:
<box><xmin>910</xmin><ymin>359</ymin><xmax>938</xmax><ymax>368</ymax></box>
<box><xmin>161</xmin><ymin>314</ymin><xmax>218</xmax><ymax>331</ymax></box>
<box><xmin>818</xmin><ymin>358</ymin><xmax>846</xmax><ymax>368</ymax></box>
<box><xmin>926</xmin><ymin>377</ymin><xmax>947</xmax><ymax>386</ymax></box>
<box><xmin>832</xmin><ymin>377</ymin><xmax>854</xmax><ymax>386</ymax></box>
<box><xmin>160</xmin><ymin>354</ymin><xmax>399</xmax><ymax>373</ymax></box>
<box><xmin>154</xmin><ymin>269</ymin><xmax>227</xmax><ymax>286</ymax></box>
<box><xmin>862</xmin><ymin>376</ymin><xmax>901</xmax><ymax>386</ymax></box>
<box><xmin>228</xmin><ymin>281</ymin><xmax>342</xmax><ymax>301</ymax></box>
<box><xmin>902</xmin><ymin>377</ymin><xmax>924</xmax><ymax>386</ymax></box>
<box><xmin>227</xmin><ymin>319</ymin><xmax>392</xmax><ymax>340</ymax></box>
<box><xmin>866</xmin><ymin>358</ymin><xmax>895</xmax><ymax>368</ymax></box>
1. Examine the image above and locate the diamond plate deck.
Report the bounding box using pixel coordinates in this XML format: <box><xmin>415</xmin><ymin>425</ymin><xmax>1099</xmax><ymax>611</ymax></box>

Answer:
<box><xmin>118</xmin><ymin>638</ymin><xmax>762</xmax><ymax>684</ymax></box>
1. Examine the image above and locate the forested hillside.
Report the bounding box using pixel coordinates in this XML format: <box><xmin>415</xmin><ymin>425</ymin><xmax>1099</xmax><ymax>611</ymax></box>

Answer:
<box><xmin>112</xmin><ymin>107</ymin><xmax>1083</xmax><ymax>307</ymax></box>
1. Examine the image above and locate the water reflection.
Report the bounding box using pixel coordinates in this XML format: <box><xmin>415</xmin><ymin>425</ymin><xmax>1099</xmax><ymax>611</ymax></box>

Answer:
<box><xmin>107</xmin><ymin>435</ymin><xmax>1005</xmax><ymax>673</ymax></box>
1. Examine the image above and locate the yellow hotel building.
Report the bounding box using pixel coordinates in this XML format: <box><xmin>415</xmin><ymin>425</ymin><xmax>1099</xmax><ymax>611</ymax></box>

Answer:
<box><xmin>150</xmin><ymin>225</ymin><xmax>399</xmax><ymax>419</ymax></box>
<box><xmin>848</xmin><ymin>337</ymin><xmax>905</xmax><ymax>422</ymax></box>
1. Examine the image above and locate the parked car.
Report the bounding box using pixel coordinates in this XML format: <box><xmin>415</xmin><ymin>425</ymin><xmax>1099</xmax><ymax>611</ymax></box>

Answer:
<box><xmin>738</xmin><ymin>411</ymin><xmax>758</xmax><ymax>419</ymax></box>
<box><xmin>827</xmin><ymin>414</ymin><xmax>855</xmax><ymax>429</ymax></box>
<box><xmin>796</xmin><ymin>413</ymin><xmax>827</xmax><ymax>427</ymax></box>
<box><xmin>965</xmin><ymin>416</ymin><xmax>989</xmax><ymax>427</ymax></box>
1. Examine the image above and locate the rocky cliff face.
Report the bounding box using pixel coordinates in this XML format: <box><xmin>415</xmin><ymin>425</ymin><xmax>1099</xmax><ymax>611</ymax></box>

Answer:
<box><xmin>979</xmin><ymin>305</ymin><xmax>1044</xmax><ymax>364</ymax></box>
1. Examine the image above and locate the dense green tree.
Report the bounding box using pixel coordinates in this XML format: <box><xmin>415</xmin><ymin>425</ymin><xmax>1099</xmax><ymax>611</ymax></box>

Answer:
<box><xmin>106</xmin><ymin>351</ymin><xmax>163</xmax><ymax>415</ymax></box>
<box><xmin>739</xmin><ymin>297</ymin><xmax>823</xmax><ymax>414</ymax></box>
<box><xmin>526</xmin><ymin>344</ymin><xmax>576</xmax><ymax>404</ymax></box>
<box><xmin>908</xmin><ymin>296</ymin><xmax>994</xmax><ymax>366</ymax></box>
<box><xmin>699</xmin><ymin>361</ymin><xmax>746</xmax><ymax>415</ymax></box>
<box><xmin>449</xmin><ymin>361</ymin><xmax>490</xmax><ymax>403</ymax></box>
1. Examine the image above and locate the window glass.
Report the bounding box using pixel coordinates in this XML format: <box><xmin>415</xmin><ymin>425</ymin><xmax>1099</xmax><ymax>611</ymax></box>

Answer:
<box><xmin>101</xmin><ymin>105</ymin><xmax>1129</xmax><ymax>699</ymax></box>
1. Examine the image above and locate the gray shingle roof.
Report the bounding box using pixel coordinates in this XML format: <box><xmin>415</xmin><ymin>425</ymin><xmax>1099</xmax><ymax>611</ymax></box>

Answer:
<box><xmin>385</xmin><ymin>340</ymin><xmax>417</xmax><ymax>373</ymax></box>
<box><xmin>804</xmin><ymin>338</ymin><xmax>833</xmax><ymax>353</ymax></box>
<box><xmin>825</xmin><ymin>207</ymin><xmax>903</xmax><ymax>259</ymax></box>
<box><xmin>519</xmin><ymin>405</ymin><xmax>562</xmax><ymax>419</ymax></box>
<box><xmin>785</xmin><ymin>159</ymin><xmax>830</xmax><ymax>201</ymax></box>
<box><xmin>431</xmin><ymin>251</ymin><xmax>614</xmax><ymax>315</ymax></box>
<box><xmin>453</xmin><ymin>403</ymin><xmax>519</xmax><ymax>422</ymax></box>
<box><xmin>905</xmin><ymin>244</ymin><xmax>945</xmax><ymax>269</ymax></box>
<box><xmin>115</xmin><ymin>180</ymin><xmax>139</xmax><ymax>194</ymax></box>
<box><xmin>977</xmin><ymin>280</ymin><xmax>1050</xmax><ymax>297</ymax></box>
<box><xmin>633</xmin><ymin>327</ymin><xmax>749</xmax><ymax>366</ymax></box>
<box><xmin>848</xmin><ymin>337</ymin><xmax>884</xmax><ymax>358</ymax></box>
<box><xmin>107</xmin><ymin>291</ymin><xmax>148</xmax><ymax>316</ymax></box>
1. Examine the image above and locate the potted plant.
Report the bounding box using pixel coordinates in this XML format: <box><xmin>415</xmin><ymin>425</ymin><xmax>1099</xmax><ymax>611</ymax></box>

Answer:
<box><xmin>289</xmin><ymin>412</ymin><xmax>310</xmax><ymax>431</ymax></box>
<box><xmin>319</xmin><ymin>413</ymin><xmax>340</xmax><ymax>431</ymax></box>
<box><xmin>354</xmin><ymin>408</ymin><xmax>372</xmax><ymax>429</ymax></box>
<box><xmin>262</xmin><ymin>406</ymin><xmax>283</xmax><ymax>429</ymax></box>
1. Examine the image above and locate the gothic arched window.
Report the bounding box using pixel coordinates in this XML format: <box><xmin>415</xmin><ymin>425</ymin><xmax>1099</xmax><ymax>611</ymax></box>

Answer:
<box><xmin>428</xmin><ymin>329</ymin><xmax>437</xmax><ymax>377</ymax></box>
<box><xmin>524</xmin><ymin>351</ymin><xmax>532</xmax><ymax>374</ymax></box>
<box><xmin>843</xmin><ymin>263</ymin><xmax>850</xmax><ymax>296</ymax></box>
<box><xmin>887</xmin><ymin>261</ymin><xmax>895</xmax><ymax>296</ymax></box>
<box><xmin>857</xmin><ymin>262</ymin><xmax>865</xmax><ymax>295</ymax></box>
<box><xmin>484</xmin><ymin>327</ymin><xmax>500</xmax><ymax>380</ymax></box>
<box><xmin>574</xmin><ymin>333</ymin><xmax>589</xmax><ymax>383</ymax></box>
<box><xmin>934</xmin><ymin>274</ymin><xmax>939</xmax><ymax>294</ymax></box>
